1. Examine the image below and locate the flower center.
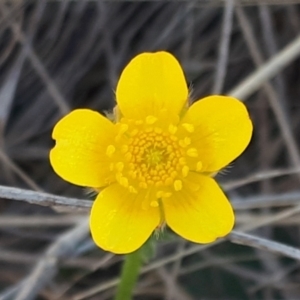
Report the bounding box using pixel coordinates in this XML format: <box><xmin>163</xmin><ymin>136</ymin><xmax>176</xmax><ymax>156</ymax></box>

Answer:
<box><xmin>106</xmin><ymin>115</ymin><xmax>202</xmax><ymax>196</ymax></box>
<box><xmin>146</xmin><ymin>148</ymin><xmax>162</xmax><ymax>165</ymax></box>
<box><xmin>125</xmin><ymin>129</ymin><xmax>184</xmax><ymax>189</ymax></box>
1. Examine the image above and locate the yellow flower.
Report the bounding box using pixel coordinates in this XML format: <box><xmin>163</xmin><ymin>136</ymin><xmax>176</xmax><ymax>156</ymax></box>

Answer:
<box><xmin>50</xmin><ymin>52</ymin><xmax>253</xmax><ymax>254</ymax></box>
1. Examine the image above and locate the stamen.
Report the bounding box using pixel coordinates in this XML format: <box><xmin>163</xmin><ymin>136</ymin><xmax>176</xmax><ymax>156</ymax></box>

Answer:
<box><xmin>182</xmin><ymin>123</ymin><xmax>194</xmax><ymax>133</ymax></box>
<box><xmin>113</xmin><ymin>118</ymin><xmax>193</xmax><ymax>194</ymax></box>
<box><xmin>155</xmin><ymin>181</ymin><xmax>163</xmax><ymax>187</ymax></box>
<box><xmin>121</xmin><ymin>145</ymin><xmax>128</xmax><ymax>153</ymax></box>
<box><xmin>125</xmin><ymin>152</ymin><xmax>132</xmax><ymax>161</ymax></box>
<box><xmin>150</xmin><ymin>200</ymin><xmax>159</xmax><ymax>207</ymax></box>
<box><xmin>119</xmin><ymin>124</ymin><xmax>128</xmax><ymax>134</ymax></box>
<box><xmin>187</xmin><ymin>148</ymin><xmax>198</xmax><ymax>157</ymax></box>
<box><xmin>184</xmin><ymin>137</ymin><xmax>191</xmax><ymax>145</ymax></box>
<box><xmin>174</xmin><ymin>180</ymin><xmax>183</xmax><ymax>191</ymax></box>
<box><xmin>146</xmin><ymin>115</ymin><xmax>157</xmax><ymax>125</ymax></box>
<box><xmin>128</xmin><ymin>185</ymin><xmax>137</xmax><ymax>193</ymax></box>
<box><xmin>116</xmin><ymin>162</ymin><xmax>124</xmax><ymax>172</ymax></box>
<box><xmin>196</xmin><ymin>161</ymin><xmax>203</xmax><ymax>171</ymax></box>
<box><xmin>168</xmin><ymin>124</ymin><xmax>177</xmax><ymax>134</ymax></box>
<box><xmin>154</xmin><ymin>127</ymin><xmax>162</xmax><ymax>134</ymax></box>
<box><xmin>120</xmin><ymin>176</ymin><xmax>129</xmax><ymax>188</ymax></box>
<box><xmin>179</xmin><ymin>157</ymin><xmax>186</xmax><ymax>165</ymax></box>
<box><xmin>165</xmin><ymin>177</ymin><xmax>173</xmax><ymax>186</ymax></box>
<box><xmin>130</xmin><ymin>129</ymin><xmax>139</xmax><ymax>136</ymax></box>
<box><xmin>139</xmin><ymin>182</ymin><xmax>148</xmax><ymax>189</ymax></box>
<box><xmin>179</xmin><ymin>137</ymin><xmax>191</xmax><ymax>148</ymax></box>
<box><xmin>156</xmin><ymin>191</ymin><xmax>164</xmax><ymax>198</ymax></box>
<box><xmin>162</xmin><ymin>192</ymin><xmax>172</xmax><ymax>198</ymax></box>
<box><xmin>182</xmin><ymin>166</ymin><xmax>189</xmax><ymax>177</ymax></box>
<box><xmin>128</xmin><ymin>170</ymin><xmax>137</xmax><ymax>179</ymax></box>
<box><xmin>106</xmin><ymin>145</ymin><xmax>115</xmax><ymax>157</ymax></box>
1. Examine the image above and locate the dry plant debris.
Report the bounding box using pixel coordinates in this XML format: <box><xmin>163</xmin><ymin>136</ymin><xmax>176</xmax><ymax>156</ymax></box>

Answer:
<box><xmin>1</xmin><ymin>1</ymin><xmax>300</xmax><ymax>299</ymax></box>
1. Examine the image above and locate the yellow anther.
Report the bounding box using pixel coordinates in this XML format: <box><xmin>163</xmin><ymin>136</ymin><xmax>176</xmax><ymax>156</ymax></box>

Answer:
<box><xmin>168</xmin><ymin>124</ymin><xmax>177</xmax><ymax>134</ymax></box>
<box><xmin>120</xmin><ymin>177</ymin><xmax>129</xmax><ymax>188</ymax></box>
<box><xmin>146</xmin><ymin>115</ymin><xmax>157</xmax><ymax>125</ymax></box>
<box><xmin>167</xmin><ymin>145</ymin><xmax>173</xmax><ymax>152</ymax></box>
<box><xmin>131</xmin><ymin>129</ymin><xmax>139</xmax><ymax>137</ymax></box>
<box><xmin>182</xmin><ymin>123</ymin><xmax>194</xmax><ymax>133</ymax></box>
<box><xmin>179</xmin><ymin>140</ymin><xmax>185</xmax><ymax>148</ymax></box>
<box><xmin>121</xmin><ymin>145</ymin><xmax>129</xmax><ymax>153</ymax></box>
<box><xmin>125</xmin><ymin>152</ymin><xmax>132</xmax><ymax>161</ymax></box>
<box><xmin>150</xmin><ymin>201</ymin><xmax>159</xmax><ymax>207</ymax></box>
<box><xmin>129</xmin><ymin>186</ymin><xmax>138</xmax><ymax>194</ymax></box>
<box><xmin>162</xmin><ymin>192</ymin><xmax>172</xmax><ymax>198</ymax></box>
<box><xmin>179</xmin><ymin>157</ymin><xmax>186</xmax><ymax>165</ymax></box>
<box><xmin>116</xmin><ymin>173</ymin><xmax>122</xmax><ymax>182</ymax></box>
<box><xmin>184</xmin><ymin>137</ymin><xmax>191</xmax><ymax>145</ymax></box>
<box><xmin>105</xmin><ymin>177</ymin><xmax>112</xmax><ymax>184</ymax></box>
<box><xmin>165</xmin><ymin>177</ymin><xmax>173</xmax><ymax>186</ymax></box>
<box><xmin>114</xmin><ymin>119</ymin><xmax>196</xmax><ymax>191</ymax></box>
<box><xmin>139</xmin><ymin>182</ymin><xmax>148</xmax><ymax>189</ymax></box>
<box><xmin>174</xmin><ymin>180</ymin><xmax>183</xmax><ymax>191</ymax></box>
<box><xmin>156</xmin><ymin>191</ymin><xmax>164</xmax><ymax>198</ymax></box>
<box><xmin>179</xmin><ymin>138</ymin><xmax>191</xmax><ymax>148</ymax></box>
<box><xmin>187</xmin><ymin>148</ymin><xmax>198</xmax><ymax>157</ymax></box>
<box><xmin>145</xmin><ymin>127</ymin><xmax>153</xmax><ymax>133</ymax></box>
<box><xmin>106</xmin><ymin>145</ymin><xmax>115</xmax><ymax>157</ymax></box>
<box><xmin>119</xmin><ymin>124</ymin><xmax>129</xmax><ymax>134</ymax></box>
<box><xmin>116</xmin><ymin>162</ymin><xmax>124</xmax><ymax>171</ymax></box>
<box><xmin>196</xmin><ymin>161</ymin><xmax>203</xmax><ymax>171</ymax></box>
<box><xmin>171</xmin><ymin>171</ymin><xmax>177</xmax><ymax>178</ymax></box>
<box><xmin>114</xmin><ymin>135</ymin><xmax>121</xmax><ymax>142</ymax></box>
<box><xmin>155</xmin><ymin>181</ymin><xmax>163</xmax><ymax>187</ymax></box>
<box><xmin>154</xmin><ymin>127</ymin><xmax>162</xmax><ymax>134</ymax></box>
<box><xmin>182</xmin><ymin>165</ymin><xmax>189</xmax><ymax>177</ymax></box>
<box><xmin>150</xmin><ymin>169</ymin><xmax>158</xmax><ymax>175</ymax></box>
<box><xmin>129</xmin><ymin>170</ymin><xmax>137</xmax><ymax>179</ymax></box>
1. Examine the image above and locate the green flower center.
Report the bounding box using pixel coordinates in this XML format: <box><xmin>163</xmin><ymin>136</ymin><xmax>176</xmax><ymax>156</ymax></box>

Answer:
<box><xmin>145</xmin><ymin>148</ymin><xmax>163</xmax><ymax>165</ymax></box>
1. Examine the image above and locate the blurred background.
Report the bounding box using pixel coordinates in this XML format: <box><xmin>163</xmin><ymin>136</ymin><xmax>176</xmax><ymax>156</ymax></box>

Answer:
<box><xmin>1</xmin><ymin>0</ymin><xmax>300</xmax><ymax>299</ymax></box>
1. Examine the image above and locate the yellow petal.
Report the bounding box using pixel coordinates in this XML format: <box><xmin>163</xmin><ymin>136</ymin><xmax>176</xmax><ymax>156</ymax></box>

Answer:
<box><xmin>90</xmin><ymin>184</ymin><xmax>160</xmax><ymax>254</ymax></box>
<box><xmin>50</xmin><ymin>109</ymin><xmax>116</xmax><ymax>187</ymax></box>
<box><xmin>182</xmin><ymin>95</ymin><xmax>253</xmax><ymax>172</ymax></box>
<box><xmin>116</xmin><ymin>52</ymin><xmax>188</xmax><ymax>119</ymax></box>
<box><xmin>163</xmin><ymin>174</ymin><xmax>234</xmax><ymax>243</ymax></box>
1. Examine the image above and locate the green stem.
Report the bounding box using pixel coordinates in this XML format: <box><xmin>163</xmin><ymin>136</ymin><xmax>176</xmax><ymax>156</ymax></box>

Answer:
<box><xmin>115</xmin><ymin>249</ymin><xmax>143</xmax><ymax>300</ymax></box>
